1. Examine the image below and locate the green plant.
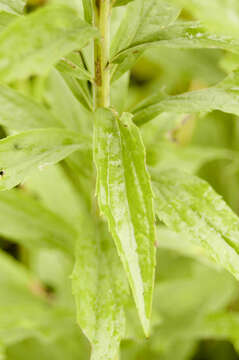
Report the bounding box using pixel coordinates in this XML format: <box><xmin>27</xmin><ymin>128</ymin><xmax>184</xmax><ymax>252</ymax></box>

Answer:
<box><xmin>2</xmin><ymin>0</ymin><xmax>239</xmax><ymax>359</ymax></box>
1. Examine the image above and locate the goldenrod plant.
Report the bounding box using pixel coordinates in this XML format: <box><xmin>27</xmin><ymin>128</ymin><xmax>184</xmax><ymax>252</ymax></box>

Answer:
<box><xmin>2</xmin><ymin>1</ymin><xmax>239</xmax><ymax>359</ymax></box>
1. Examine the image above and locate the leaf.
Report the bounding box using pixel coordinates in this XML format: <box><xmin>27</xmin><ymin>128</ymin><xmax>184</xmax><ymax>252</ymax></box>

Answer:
<box><xmin>56</xmin><ymin>52</ymin><xmax>93</xmax><ymax>82</ymax></box>
<box><xmin>133</xmin><ymin>69</ymin><xmax>239</xmax><ymax>125</ymax></box>
<box><xmin>110</xmin><ymin>0</ymin><xmax>179</xmax><ymax>80</ymax></box>
<box><xmin>82</xmin><ymin>0</ymin><xmax>93</xmax><ymax>24</ymax></box>
<box><xmin>111</xmin><ymin>0</ymin><xmax>179</xmax><ymax>57</ymax></box>
<box><xmin>44</xmin><ymin>69</ymin><xmax>92</xmax><ymax>133</ymax></box>
<box><xmin>93</xmin><ymin>109</ymin><xmax>156</xmax><ymax>336</ymax></box>
<box><xmin>0</xmin><ymin>249</ymin><xmax>75</xmax><ymax>346</ymax></box>
<box><xmin>0</xmin><ymin>189</ymin><xmax>75</xmax><ymax>255</ymax></box>
<box><xmin>111</xmin><ymin>20</ymin><xmax>239</xmax><ymax>81</ymax></box>
<box><xmin>152</xmin><ymin>169</ymin><xmax>239</xmax><ymax>282</ymax></box>
<box><xmin>168</xmin><ymin>0</ymin><xmax>239</xmax><ymax>38</ymax></box>
<box><xmin>72</xmin><ymin>220</ymin><xmax>127</xmax><ymax>360</ymax></box>
<box><xmin>0</xmin><ymin>0</ymin><xmax>26</xmax><ymax>14</ymax></box>
<box><xmin>0</xmin><ymin>5</ymin><xmax>98</xmax><ymax>82</ymax></box>
<box><xmin>0</xmin><ymin>85</ymin><xmax>59</xmax><ymax>131</ymax></box>
<box><xmin>148</xmin><ymin>142</ymin><xmax>238</xmax><ymax>174</ymax></box>
<box><xmin>113</xmin><ymin>0</ymin><xmax>135</xmax><ymax>7</ymax></box>
<box><xmin>0</xmin><ymin>128</ymin><xmax>89</xmax><ymax>190</ymax></box>
<box><xmin>0</xmin><ymin>12</ymin><xmax>17</xmax><ymax>32</ymax></box>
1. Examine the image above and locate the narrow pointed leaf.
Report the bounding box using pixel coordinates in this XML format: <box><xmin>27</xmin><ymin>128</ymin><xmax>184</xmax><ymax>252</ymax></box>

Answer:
<box><xmin>133</xmin><ymin>69</ymin><xmax>239</xmax><ymax>125</ymax></box>
<box><xmin>72</xmin><ymin>220</ymin><xmax>126</xmax><ymax>360</ymax></box>
<box><xmin>82</xmin><ymin>0</ymin><xmax>93</xmax><ymax>24</ymax></box>
<box><xmin>111</xmin><ymin>19</ymin><xmax>239</xmax><ymax>81</ymax></box>
<box><xmin>56</xmin><ymin>52</ymin><xmax>93</xmax><ymax>82</ymax></box>
<box><xmin>153</xmin><ymin>169</ymin><xmax>239</xmax><ymax>281</ymax></box>
<box><xmin>111</xmin><ymin>0</ymin><xmax>179</xmax><ymax>57</ymax></box>
<box><xmin>113</xmin><ymin>0</ymin><xmax>135</xmax><ymax>6</ymax></box>
<box><xmin>0</xmin><ymin>85</ymin><xmax>59</xmax><ymax>131</ymax></box>
<box><xmin>0</xmin><ymin>5</ymin><xmax>98</xmax><ymax>82</ymax></box>
<box><xmin>0</xmin><ymin>128</ymin><xmax>88</xmax><ymax>190</ymax></box>
<box><xmin>93</xmin><ymin>109</ymin><xmax>156</xmax><ymax>336</ymax></box>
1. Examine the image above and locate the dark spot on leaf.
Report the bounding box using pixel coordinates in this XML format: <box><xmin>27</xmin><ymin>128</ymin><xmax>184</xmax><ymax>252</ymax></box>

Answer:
<box><xmin>13</xmin><ymin>143</ymin><xmax>21</xmax><ymax>150</ymax></box>
<box><xmin>0</xmin><ymin>170</ymin><xmax>5</xmax><ymax>177</ymax></box>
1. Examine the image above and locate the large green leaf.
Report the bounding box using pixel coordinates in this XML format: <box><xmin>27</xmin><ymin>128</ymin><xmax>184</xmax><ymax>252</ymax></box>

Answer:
<box><xmin>133</xmin><ymin>70</ymin><xmax>239</xmax><ymax>125</ymax></box>
<box><xmin>0</xmin><ymin>189</ymin><xmax>75</xmax><ymax>254</ymax></box>
<box><xmin>153</xmin><ymin>169</ymin><xmax>239</xmax><ymax>281</ymax></box>
<box><xmin>0</xmin><ymin>0</ymin><xmax>25</xmax><ymax>15</ymax></box>
<box><xmin>0</xmin><ymin>128</ymin><xmax>88</xmax><ymax>190</ymax></box>
<box><xmin>0</xmin><ymin>85</ymin><xmax>59</xmax><ymax>131</ymax></box>
<box><xmin>93</xmin><ymin>109</ymin><xmax>156</xmax><ymax>336</ymax></box>
<box><xmin>0</xmin><ymin>5</ymin><xmax>98</xmax><ymax>82</ymax></box>
<box><xmin>72</xmin><ymin>220</ymin><xmax>127</xmax><ymax>360</ymax></box>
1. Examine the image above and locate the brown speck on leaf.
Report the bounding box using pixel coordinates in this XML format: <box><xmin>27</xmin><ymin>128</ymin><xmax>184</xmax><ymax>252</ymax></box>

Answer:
<box><xmin>0</xmin><ymin>170</ymin><xmax>5</xmax><ymax>177</ymax></box>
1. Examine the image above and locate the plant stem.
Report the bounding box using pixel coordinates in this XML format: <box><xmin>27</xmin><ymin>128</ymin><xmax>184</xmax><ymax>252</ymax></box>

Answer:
<box><xmin>94</xmin><ymin>0</ymin><xmax>111</xmax><ymax>108</ymax></box>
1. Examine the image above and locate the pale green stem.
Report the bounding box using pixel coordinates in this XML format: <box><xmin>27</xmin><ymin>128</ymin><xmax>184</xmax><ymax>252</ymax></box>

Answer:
<box><xmin>94</xmin><ymin>0</ymin><xmax>111</xmax><ymax>108</ymax></box>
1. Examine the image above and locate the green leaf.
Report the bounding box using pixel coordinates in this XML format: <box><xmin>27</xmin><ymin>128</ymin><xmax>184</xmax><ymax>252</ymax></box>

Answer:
<box><xmin>93</xmin><ymin>109</ymin><xmax>156</xmax><ymax>336</ymax></box>
<box><xmin>0</xmin><ymin>249</ymin><xmax>75</xmax><ymax>346</ymax></box>
<box><xmin>0</xmin><ymin>12</ymin><xmax>17</xmax><ymax>32</ymax></box>
<box><xmin>0</xmin><ymin>189</ymin><xmax>75</xmax><ymax>255</ymax></box>
<box><xmin>0</xmin><ymin>85</ymin><xmax>59</xmax><ymax>131</ymax></box>
<box><xmin>56</xmin><ymin>52</ymin><xmax>93</xmax><ymax>82</ymax></box>
<box><xmin>82</xmin><ymin>0</ymin><xmax>93</xmax><ymax>24</ymax></box>
<box><xmin>113</xmin><ymin>0</ymin><xmax>135</xmax><ymax>7</ymax></box>
<box><xmin>168</xmin><ymin>0</ymin><xmax>239</xmax><ymax>38</ymax></box>
<box><xmin>111</xmin><ymin>0</ymin><xmax>179</xmax><ymax>57</ymax></box>
<box><xmin>44</xmin><ymin>69</ymin><xmax>92</xmax><ymax>133</ymax></box>
<box><xmin>72</xmin><ymin>220</ymin><xmax>127</xmax><ymax>360</ymax></box>
<box><xmin>0</xmin><ymin>128</ymin><xmax>89</xmax><ymax>190</ymax></box>
<box><xmin>153</xmin><ymin>169</ymin><xmax>239</xmax><ymax>281</ymax></box>
<box><xmin>0</xmin><ymin>0</ymin><xmax>26</xmax><ymax>15</ymax></box>
<box><xmin>111</xmin><ymin>20</ymin><xmax>239</xmax><ymax>81</ymax></box>
<box><xmin>0</xmin><ymin>5</ymin><xmax>98</xmax><ymax>82</ymax></box>
<box><xmin>133</xmin><ymin>69</ymin><xmax>239</xmax><ymax>125</ymax></box>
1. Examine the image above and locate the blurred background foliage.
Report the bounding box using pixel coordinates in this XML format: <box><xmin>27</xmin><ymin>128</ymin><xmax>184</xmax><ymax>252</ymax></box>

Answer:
<box><xmin>2</xmin><ymin>0</ymin><xmax>239</xmax><ymax>359</ymax></box>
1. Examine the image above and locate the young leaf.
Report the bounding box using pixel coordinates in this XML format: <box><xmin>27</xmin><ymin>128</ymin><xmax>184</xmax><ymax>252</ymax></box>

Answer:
<box><xmin>111</xmin><ymin>19</ymin><xmax>239</xmax><ymax>81</ymax></box>
<box><xmin>133</xmin><ymin>69</ymin><xmax>239</xmax><ymax>125</ymax></box>
<box><xmin>153</xmin><ymin>169</ymin><xmax>239</xmax><ymax>281</ymax></box>
<box><xmin>56</xmin><ymin>53</ymin><xmax>93</xmax><ymax>82</ymax></box>
<box><xmin>0</xmin><ymin>0</ymin><xmax>26</xmax><ymax>15</ymax></box>
<box><xmin>93</xmin><ymin>109</ymin><xmax>156</xmax><ymax>336</ymax></box>
<box><xmin>82</xmin><ymin>0</ymin><xmax>93</xmax><ymax>24</ymax></box>
<box><xmin>168</xmin><ymin>0</ymin><xmax>239</xmax><ymax>38</ymax></box>
<box><xmin>110</xmin><ymin>0</ymin><xmax>179</xmax><ymax>80</ymax></box>
<box><xmin>0</xmin><ymin>128</ymin><xmax>89</xmax><ymax>190</ymax></box>
<box><xmin>0</xmin><ymin>5</ymin><xmax>98</xmax><ymax>82</ymax></box>
<box><xmin>113</xmin><ymin>0</ymin><xmax>135</xmax><ymax>6</ymax></box>
<box><xmin>72</xmin><ymin>220</ymin><xmax>126</xmax><ymax>360</ymax></box>
<box><xmin>0</xmin><ymin>189</ymin><xmax>75</xmax><ymax>255</ymax></box>
<box><xmin>0</xmin><ymin>85</ymin><xmax>59</xmax><ymax>131</ymax></box>
<box><xmin>111</xmin><ymin>0</ymin><xmax>179</xmax><ymax>57</ymax></box>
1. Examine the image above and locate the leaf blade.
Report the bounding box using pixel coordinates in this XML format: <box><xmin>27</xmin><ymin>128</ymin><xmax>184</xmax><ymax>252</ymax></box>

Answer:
<box><xmin>93</xmin><ymin>109</ymin><xmax>156</xmax><ymax>336</ymax></box>
<box><xmin>0</xmin><ymin>128</ymin><xmax>89</xmax><ymax>190</ymax></box>
<box><xmin>0</xmin><ymin>5</ymin><xmax>98</xmax><ymax>82</ymax></box>
<box><xmin>153</xmin><ymin>170</ymin><xmax>239</xmax><ymax>281</ymax></box>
